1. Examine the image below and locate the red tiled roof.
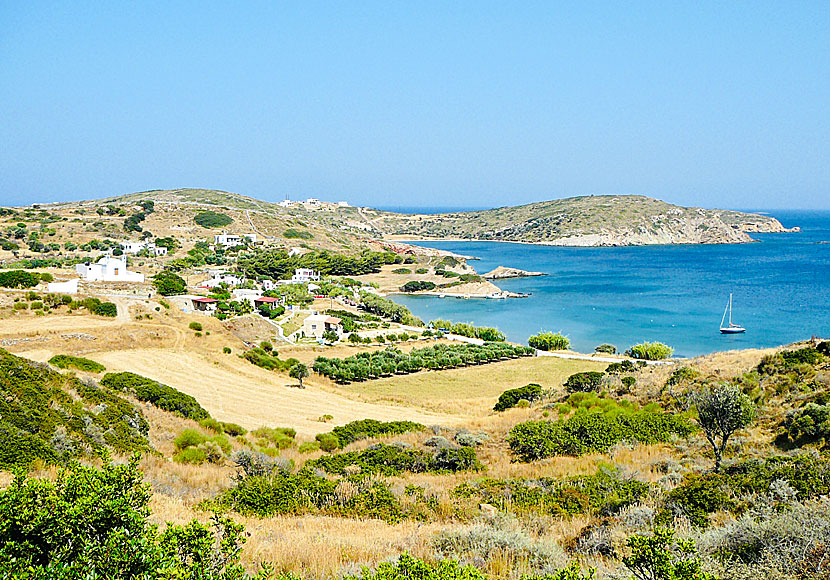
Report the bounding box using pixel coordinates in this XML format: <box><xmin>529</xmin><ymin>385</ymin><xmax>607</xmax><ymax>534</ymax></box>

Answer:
<box><xmin>192</xmin><ymin>297</ymin><xmax>218</xmax><ymax>303</ymax></box>
<box><xmin>254</xmin><ymin>296</ymin><xmax>281</xmax><ymax>303</ymax></box>
<box><xmin>325</xmin><ymin>317</ymin><xmax>342</xmax><ymax>324</ymax></box>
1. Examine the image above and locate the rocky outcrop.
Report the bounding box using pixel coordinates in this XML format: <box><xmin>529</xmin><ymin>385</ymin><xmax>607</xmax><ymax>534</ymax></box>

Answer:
<box><xmin>483</xmin><ymin>266</ymin><xmax>544</xmax><ymax>279</ymax></box>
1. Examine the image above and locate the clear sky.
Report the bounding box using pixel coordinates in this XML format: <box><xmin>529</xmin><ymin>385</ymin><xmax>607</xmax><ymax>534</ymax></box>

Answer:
<box><xmin>1</xmin><ymin>2</ymin><xmax>828</xmax><ymax>209</ymax></box>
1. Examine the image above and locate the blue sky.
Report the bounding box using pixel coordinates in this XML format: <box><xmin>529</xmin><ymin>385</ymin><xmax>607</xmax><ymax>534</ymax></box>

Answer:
<box><xmin>1</xmin><ymin>2</ymin><xmax>828</xmax><ymax>209</ymax></box>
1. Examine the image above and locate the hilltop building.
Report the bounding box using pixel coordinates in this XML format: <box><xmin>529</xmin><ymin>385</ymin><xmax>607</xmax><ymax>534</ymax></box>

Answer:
<box><xmin>302</xmin><ymin>314</ymin><xmax>342</xmax><ymax>339</ymax></box>
<box><xmin>213</xmin><ymin>233</ymin><xmax>257</xmax><ymax>247</ymax></box>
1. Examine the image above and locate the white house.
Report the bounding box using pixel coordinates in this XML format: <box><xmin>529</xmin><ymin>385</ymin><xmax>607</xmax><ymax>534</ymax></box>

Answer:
<box><xmin>291</xmin><ymin>268</ymin><xmax>320</xmax><ymax>283</ymax></box>
<box><xmin>47</xmin><ymin>278</ymin><xmax>80</xmax><ymax>294</ymax></box>
<box><xmin>75</xmin><ymin>256</ymin><xmax>145</xmax><ymax>282</ymax></box>
<box><xmin>231</xmin><ymin>288</ymin><xmax>261</xmax><ymax>304</ymax></box>
<box><xmin>213</xmin><ymin>233</ymin><xmax>257</xmax><ymax>247</ymax></box>
<box><xmin>121</xmin><ymin>241</ymin><xmax>147</xmax><ymax>254</ymax></box>
<box><xmin>303</xmin><ymin>198</ymin><xmax>321</xmax><ymax>210</ymax></box>
<box><xmin>302</xmin><ymin>314</ymin><xmax>342</xmax><ymax>339</ymax></box>
<box><xmin>336</xmin><ymin>201</ymin><xmax>350</xmax><ymax>208</ymax></box>
<box><xmin>260</xmin><ymin>279</ymin><xmax>280</xmax><ymax>291</ymax></box>
<box><xmin>278</xmin><ymin>199</ymin><xmax>295</xmax><ymax>208</ymax></box>
<box><xmin>202</xmin><ymin>272</ymin><xmax>243</xmax><ymax>288</ymax></box>
<box><xmin>152</xmin><ymin>245</ymin><xmax>168</xmax><ymax>256</ymax></box>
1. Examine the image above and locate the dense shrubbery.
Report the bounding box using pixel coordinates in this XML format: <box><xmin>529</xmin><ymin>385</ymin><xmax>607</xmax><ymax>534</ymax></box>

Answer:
<box><xmin>359</xmin><ymin>292</ymin><xmax>423</xmax><ymax>326</ymax></box>
<box><xmin>528</xmin><ymin>331</ymin><xmax>570</xmax><ymax>351</ymax></box>
<box><xmin>594</xmin><ymin>343</ymin><xmax>617</xmax><ymax>354</ymax></box>
<box><xmin>239</xmin><ymin>248</ymin><xmax>400</xmax><ymax>279</ymax></box>
<box><xmin>626</xmin><ymin>341</ymin><xmax>674</xmax><ymax>360</ymax></box>
<box><xmin>665</xmin><ymin>366</ymin><xmax>700</xmax><ymax>387</ymax></box>
<box><xmin>605</xmin><ymin>360</ymin><xmax>636</xmax><ymax>374</ymax></box>
<box><xmin>318</xmin><ymin>418</ymin><xmax>425</xmax><ymax>449</ymax></box>
<box><xmin>454</xmin><ymin>468</ymin><xmax>649</xmax><ymax>517</ymax></box>
<box><xmin>306</xmin><ymin>443</ymin><xmax>481</xmax><ymax>476</ymax></box>
<box><xmin>778</xmin><ymin>401</ymin><xmax>830</xmax><ymax>449</ymax></box>
<box><xmin>0</xmin><ymin>459</ymin><xmax>272</xmax><ymax>579</ymax></box>
<box><xmin>507</xmin><ymin>407</ymin><xmax>694</xmax><ymax>461</ymax></box>
<box><xmin>152</xmin><ymin>270</ymin><xmax>187</xmax><ymax>295</ymax></box>
<box><xmin>242</xmin><ymin>348</ymin><xmax>299</xmax><ymax>372</ymax></box>
<box><xmin>401</xmin><ymin>280</ymin><xmax>436</xmax><ymax>292</ymax></box>
<box><xmin>0</xmin><ymin>269</ymin><xmax>42</xmax><ymax>288</ymax></box>
<box><xmin>564</xmin><ymin>371</ymin><xmax>605</xmax><ymax>393</ymax></box>
<box><xmin>313</xmin><ymin>343</ymin><xmax>534</xmax><ymax>383</ymax></box>
<box><xmin>70</xmin><ymin>296</ymin><xmax>117</xmax><ymax>317</ymax></box>
<box><xmin>194</xmin><ymin>210</ymin><xmax>233</xmax><ymax>228</ymax></box>
<box><xmin>494</xmin><ymin>383</ymin><xmax>543</xmax><ymax>411</ymax></box>
<box><xmin>429</xmin><ymin>319</ymin><xmax>506</xmax><ymax>342</ymax></box>
<box><xmin>662</xmin><ymin>454</ymin><xmax>830</xmax><ymax>528</ymax></box>
<box><xmin>101</xmin><ymin>371</ymin><xmax>209</xmax><ymax>421</ymax></box>
<box><xmin>48</xmin><ymin>354</ymin><xmax>106</xmax><ymax>373</ymax></box>
<box><xmin>0</xmin><ymin>349</ymin><xmax>149</xmax><ymax>469</ymax></box>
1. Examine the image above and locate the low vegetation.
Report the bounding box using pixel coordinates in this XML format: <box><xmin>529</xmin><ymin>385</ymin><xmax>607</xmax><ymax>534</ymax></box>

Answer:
<box><xmin>316</xmin><ymin>419</ymin><xmax>425</xmax><ymax>450</ymax></box>
<box><xmin>493</xmin><ymin>383</ymin><xmax>543</xmax><ymax>411</ymax></box>
<box><xmin>528</xmin><ymin>331</ymin><xmax>570</xmax><ymax>351</ymax></box>
<box><xmin>48</xmin><ymin>354</ymin><xmax>106</xmax><ymax>373</ymax></box>
<box><xmin>429</xmin><ymin>319</ymin><xmax>506</xmax><ymax>342</ymax></box>
<box><xmin>101</xmin><ymin>371</ymin><xmax>209</xmax><ymax>421</ymax></box>
<box><xmin>194</xmin><ymin>210</ymin><xmax>233</xmax><ymax>228</ymax></box>
<box><xmin>626</xmin><ymin>341</ymin><xmax>674</xmax><ymax>360</ymax></box>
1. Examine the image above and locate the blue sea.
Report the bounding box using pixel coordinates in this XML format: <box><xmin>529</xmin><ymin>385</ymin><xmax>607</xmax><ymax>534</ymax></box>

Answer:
<box><xmin>390</xmin><ymin>210</ymin><xmax>830</xmax><ymax>358</ymax></box>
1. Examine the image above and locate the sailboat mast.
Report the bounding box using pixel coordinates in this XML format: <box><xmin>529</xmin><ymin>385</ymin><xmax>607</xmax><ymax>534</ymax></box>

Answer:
<box><xmin>728</xmin><ymin>293</ymin><xmax>733</xmax><ymax>326</ymax></box>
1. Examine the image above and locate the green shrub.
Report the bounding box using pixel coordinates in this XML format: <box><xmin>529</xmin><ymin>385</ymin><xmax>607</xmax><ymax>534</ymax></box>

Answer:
<box><xmin>194</xmin><ymin>211</ymin><xmax>233</xmax><ymax>228</ymax></box>
<box><xmin>321</xmin><ymin>419</ymin><xmax>425</xmax><ymax>449</ymax></box>
<box><xmin>665</xmin><ymin>475</ymin><xmax>731</xmax><ymax>528</ymax></box>
<box><xmin>174</xmin><ymin>428</ymin><xmax>207</xmax><ymax>450</ymax></box>
<box><xmin>605</xmin><ymin>360</ymin><xmax>636</xmax><ymax>374</ymax></box>
<box><xmin>415</xmin><ymin>268</ymin><xmax>428</xmax><ymax>274</ymax></box>
<box><xmin>306</xmin><ymin>443</ymin><xmax>481</xmax><ymax>476</ymax></box>
<box><xmin>189</xmin><ymin>321</ymin><xmax>203</xmax><ymax>331</ymax></box>
<box><xmin>0</xmin><ymin>459</ymin><xmax>264</xmax><ymax>579</ymax></box>
<box><xmin>48</xmin><ymin>354</ymin><xmax>106</xmax><ymax>373</ymax></box>
<box><xmin>283</xmin><ymin>228</ymin><xmax>313</xmax><ymax>239</ymax></box>
<box><xmin>665</xmin><ymin>366</ymin><xmax>700</xmax><ymax>387</ymax></box>
<box><xmin>428</xmin><ymin>320</ymin><xmax>506</xmax><ymax>342</ymax></box>
<box><xmin>623</xmin><ymin>528</ymin><xmax>714</xmax><ymax>580</ymax></box>
<box><xmin>401</xmin><ymin>280</ymin><xmax>436</xmax><ymax>292</ymax></box>
<box><xmin>626</xmin><ymin>341</ymin><xmax>674</xmax><ymax>360</ymax></box>
<box><xmin>223</xmin><ymin>346</ymin><xmax>232</xmax><ymax>354</ymax></box>
<box><xmin>315</xmin><ymin>433</ymin><xmax>340</xmax><ymax>452</ymax></box>
<box><xmin>0</xmin><ymin>270</ymin><xmax>40</xmax><ymax>288</ymax></box>
<box><xmin>594</xmin><ymin>343</ymin><xmax>617</xmax><ymax>354</ymax></box>
<box><xmin>507</xmin><ymin>408</ymin><xmax>694</xmax><ymax>461</ymax></box>
<box><xmin>174</xmin><ymin>445</ymin><xmax>208</xmax><ymax>464</ymax></box>
<box><xmin>528</xmin><ymin>331</ymin><xmax>570</xmax><ymax>351</ymax></box>
<box><xmin>220</xmin><ymin>422</ymin><xmax>247</xmax><ymax>437</ymax></box>
<box><xmin>252</xmin><ymin>426</ymin><xmax>296</xmax><ymax>450</ymax></box>
<box><xmin>101</xmin><ymin>371</ymin><xmax>210</xmax><ymax>421</ymax></box>
<box><xmin>299</xmin><ymin>441</ymin><xmax>321</xmax><ymax>453</ymax></box>
<box><xmin>779</xmin><ymin>402</ymin><xmax>830</xmax><ymax>449</ymax></box>
<box><xmin>493</xmin><ymin>383</ymin><xmax>543</xmax><ymax>411</ymax></box>
<box><xmin>12</xmin><ymin>302</ymin><xmax>27</xmax><ymax>310</ymax></box>
<box><xmin>564</xmin><ymin>371</ymin><xmax>605</xmax><ymax>393</ymax></box>
<box><xmin>392</xmin><ymin>268</ymin><xmax>412</xmax><ymax>274</ymax></box>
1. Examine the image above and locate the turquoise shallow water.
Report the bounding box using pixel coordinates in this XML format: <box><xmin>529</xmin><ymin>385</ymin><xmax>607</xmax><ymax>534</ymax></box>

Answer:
<box><xmin>391</xmin><ymin>210</ymin><xmax>830</xmax><ymax>357</ymax></box>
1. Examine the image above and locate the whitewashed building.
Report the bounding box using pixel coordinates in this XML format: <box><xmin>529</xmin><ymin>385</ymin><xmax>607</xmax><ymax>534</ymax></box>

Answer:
<box><xmin>75</xmin><ymin>256</ymin><xmax>145</xmax><ymax>282</ymax></box>
<box><xmin>121</xmin><ymin>241</ymin><xmax>147</xmax><ymax>254</ymax></box>
<box><xmin>214</xmin><ymin>233</ymin><xmax>257</xmax><ymax>247</ymax></box>
<box><xmin>302</xmin><ymin>314</ymin><xmax>342</xmax><ymax>339</ymax></box>
<box><xmin>291</xmin><ymin>268</ymin><xmax>320</xmax><ymax>283</ymax></box>
<box><xmin>47</xmin><ymin>278</ymin><xmax>80</xmax><ymax>294</ymax></box>
<box><xmin>202</xmin><ymin>272</ymin><xmax>243</xmax><ymax>288</ymax></box>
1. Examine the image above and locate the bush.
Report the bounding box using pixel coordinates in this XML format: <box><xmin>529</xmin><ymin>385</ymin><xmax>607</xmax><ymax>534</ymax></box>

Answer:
<box><xmin>779</xmin><ymin>402</ymin><xmax>830</xmax><ymax>449</ymax></box>
<box><xmin>626</xmin><ymin>341</ymin><xmax>674</xmax><ymax>360</ymax></box>
<box><xmin>189</xmin><ymin>321</ymin><xmax>203</xmax><ymax>331</ymax></box>
<box><xmin>507</xmin><ymin>408</ymin><xmax>694</xmax><ymax>461</ymax></box>
<box><xmin>174</xmin><ymin>428</ymin><xmax>207</xmax><ymax>450</ymax></box>
<box><xmin>564</xmin><ymin>371</ymin><xmax>604</xmax><ymax>393</ymax></box>
<box><xmin>48</xmin><ymin>354</ymin><xmax>106</xmax><ymax>373</ymax></box>
<box><xmin>0</xmin><ymin>270</ymin><xmax>40</xmax><ymax>288</ymax></box>
<box><xmin>101</xmin><ymin>371</ymin><xmax>210</xmax><ymax>421</ymax></box>
<box><xmin>401</xmin><ymin>280</ymin><xmax>436</xmax><ymax>292</ymax></box>
<box><xmin>306</xmin><ymin>443</ymin><xmax>481</xmax><ymax>476</ymax></box>
<box><xmin>665</xmin><ymin>366</ymin><xmax>700</xmax><ymax>387</ymax></box>
<box><xmin>194</xmin><ymin>211</ymin><xmax>233</xmax><ymax>228</ymax></box>
<box><xmin>594</xmin><ymin>343</ymin><xmax>617</xmax><ymax>354</ymax></box>
<box><xmin>605</xmin><ymin>360</ymin><xmax>636</xmax><ymax>374</ymax></box>
<box><xmin>494</xmin><ymin>383</ymin><xmax>543</xmax><ymax>411</ymax></box>
<box><xmin>392</xmin><ymin>268</ymin><xmax>411</xmax><ymax>274</ymax></box>
<box><xmin>528</xmin><ymin>331</ymin><xmax>570</xmax><ymax>351</ymax></box>
<box><xmin>223</xmin><ymin>346</ymin><xmax>232</xmax><ymax>354</ymax></box>
<box><xmin>0</xmin><ymin>459</ymin><xmax>260</xmax><ymax>579</ymax></box>
<box><xmin>429</xmin><ymin>319</ymin><xmax>506</xmax><ymax>342</ymax></box>
<box><xmin>320</xmin><ymin>419</ymin><xmax>425</xmax><ymax>449</ymax></box>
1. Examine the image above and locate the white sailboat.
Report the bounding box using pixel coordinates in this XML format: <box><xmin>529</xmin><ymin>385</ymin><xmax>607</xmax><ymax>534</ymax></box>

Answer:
<box><xmin>720</xmin><ymin>293</ymin><xmax>746</xmax><ymax>334</ymax></box>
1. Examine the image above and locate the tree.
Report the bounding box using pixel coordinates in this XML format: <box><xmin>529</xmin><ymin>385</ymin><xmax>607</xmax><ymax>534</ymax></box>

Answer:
<box><xmin>152</xmin><ymin>271</ymin><xmax>187</xmax><ymax>296</ymax></box>
<box><xmin>690</xmin><ymin>383</ymin><xmax>757</xmax><ymax>470</ymax></box>
<box><xmin>289</xmin><ymin>363</ymin><xmax>309</xmax><ymax>389</ymax></box>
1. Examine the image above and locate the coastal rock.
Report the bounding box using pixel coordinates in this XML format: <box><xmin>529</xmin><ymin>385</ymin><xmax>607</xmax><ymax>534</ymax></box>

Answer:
<box><xmin>483</xmin><ymin>266</ymin><xmax>544</xmax><ymax>279</ymax></box>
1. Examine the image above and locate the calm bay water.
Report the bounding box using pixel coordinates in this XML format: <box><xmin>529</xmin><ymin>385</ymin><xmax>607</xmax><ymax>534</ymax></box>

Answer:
<box><xmin>391</xmin><ymin>210</ymin><xmax>830</xmax><ymax>357</ymax></box>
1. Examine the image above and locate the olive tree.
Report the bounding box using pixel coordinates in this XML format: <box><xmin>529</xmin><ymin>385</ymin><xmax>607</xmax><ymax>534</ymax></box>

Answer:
<box><xmin>289</xmin><ymin>363</ymin><xmax>309</xmax><ymax>389</ymax></box>
<box><xmin>690</xmin><ymin>383</ymin><xmax>757</xmax><ymax>470</ymax></box>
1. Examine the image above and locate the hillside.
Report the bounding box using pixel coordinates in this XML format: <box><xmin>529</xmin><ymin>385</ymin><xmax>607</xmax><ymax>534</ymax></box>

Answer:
<box><xmin>369</xmin><ymin>195</ymin><xmax>795</xmax><ymax>246</ymax></box>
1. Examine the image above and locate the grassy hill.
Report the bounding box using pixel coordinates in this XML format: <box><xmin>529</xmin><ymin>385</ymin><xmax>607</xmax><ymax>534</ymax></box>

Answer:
<box><xmin>369</xmin><ymin>194</ymin><xmax>794</xmax><ymax>246</ymax></box>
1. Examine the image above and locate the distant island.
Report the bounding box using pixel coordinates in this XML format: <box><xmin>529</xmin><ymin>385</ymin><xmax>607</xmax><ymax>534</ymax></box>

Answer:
<box><xmin>368</xmin><ymin>194</ymin><xmax>798</xmax><ymax>246</ymax></box>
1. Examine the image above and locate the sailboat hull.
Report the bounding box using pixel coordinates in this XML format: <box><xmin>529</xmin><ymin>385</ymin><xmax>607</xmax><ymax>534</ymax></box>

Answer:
<box><xmin>720</xmin><ymin>327</ymin><xmax>746</xmax><ymax>334</ymax></box>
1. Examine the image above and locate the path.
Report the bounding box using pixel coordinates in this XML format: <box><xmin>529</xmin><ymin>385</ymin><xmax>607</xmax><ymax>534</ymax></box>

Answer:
<box><xmin>535</xmin><ymin>350</ymin><xmax>675</xmax><ymax>365</ymax></box>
